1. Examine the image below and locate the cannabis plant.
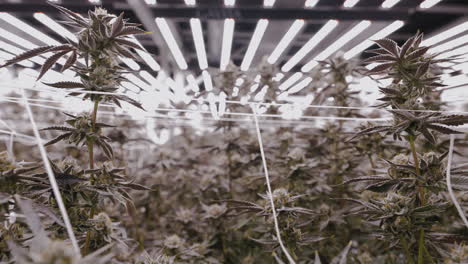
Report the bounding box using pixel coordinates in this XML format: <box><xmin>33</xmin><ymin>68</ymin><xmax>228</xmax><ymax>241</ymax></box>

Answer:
<box><xmin>348</xmin><ymin>32</ymin><xmax>468</xmax><ymax>263</ymax></box>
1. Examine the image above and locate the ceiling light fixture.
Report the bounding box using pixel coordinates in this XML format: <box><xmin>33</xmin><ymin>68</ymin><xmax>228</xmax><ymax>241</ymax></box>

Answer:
<box><xmin>381</xmin><ymin>0</ymin><xmax>400</xmax><ymax>8</ymax></box>
<box><xmin>305</xmin><ymin>0</ymin><xmax>319</xmax><ymax>7</ymax></box>
<box><xmin>0</xmin><ymin>13</ymin><xmax>60</xmax><ymax>45</ymax></box>
<box><xmin>155</xmin><ymin>17</ymin><xmax>188</xmax><ymax>70</ymax></box>
<box><xmin>225</xmin><ymin>0</ymin><xmax>235</xmax><ymax>6</ymax></box>
<box><xmin>420</xmin><ymin>0</ymin><xmax>443</xmax><ymax>9</ymax></box>
<box><xmin>268</xmin><ymin>19</ymin><xmax>305</xmax><ymax>64</ymax></box>
<box><xmin>422</xmin><ymin>21</ymin><xmax>468</xmax><ymax>46</ymax></box>
<box><xmin>281</xmin><ymin>20</ymin><xmax>338</xmax><ymax>72</ymax></box>
<box><xmin>279</xmin><ymin>72</ymin><xmax>303</xmax><ymax>90</ymax></box>
<box><xmin>190</xmin><ymin>18</ymin><xmax>208</xmax><ymax>70</ymax></box>
<box><xmin>343</xmin><ymin>0</ymin><xmax>359</xmax><ymax>8</ymax></box>
<box><xmin>344</xmin><ymin>20</ymin><xmax>404</xmax><ymax>59</ymax></box>
<box><xmin>240</xmin><ymin>19</ymin><xmax>269</xmax><ymax>71</ymax></box>
<box><xmin>264</xmin><ymin>0</ymin><xmax>276</xmax><ymax>7</ymax></box>
<box><xmin>185</xmin><ymin>0</ymin><xmax>196</xmax><ymax>6</ymax></box>
<box><xmin>302</xmin><ymin>20</ymin><xmax>371</xmax><ymax>72</ymax></box>
<box><xmin>202</xmin><ymin>70</ymin><xmax>214</xmax><ymax>91</ymax></box>
<box><xmin>220</xmin><ymin>18</ymin><xmax>235</xmax><ymax>71</ymax></box>
<box><xmin>34</xmin><ymin>13</ymin><xmax>79</xmax><ymax>42</ymax></box>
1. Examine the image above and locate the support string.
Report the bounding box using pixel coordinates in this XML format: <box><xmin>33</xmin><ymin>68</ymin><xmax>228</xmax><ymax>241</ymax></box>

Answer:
<box><xmin>446</xmin><ymin>134</ymin><xmax>468</xmax><ymax>229</ymax></box>
<box><xmin>251</xmin><ymin>104</ymin><xmax>296</xmax><ymax>264</ymax></box>
<box><xmin>2</xmin><ymin>83</ymin><xmax>468</xmax><ymax>115</ymax></box>
<box><xmin>20</xmin><ymin>88</ymin><xmax>81</xmax><ymax>256</ymax></box>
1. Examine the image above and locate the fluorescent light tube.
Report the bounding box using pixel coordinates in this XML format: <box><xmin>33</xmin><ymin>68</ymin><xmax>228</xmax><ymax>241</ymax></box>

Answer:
<box><xmin>422</xmin><ymin>21</ymin><xmax>468</xmax><ymax>46</ymax></box>
<box><xmin>268</xmin><ymin>19</ymin><xmax>305</xmax><ymax>64</ymax></box>
<box><xmin>420</xmin><ymin>0</ymin><xmax>443</xmax><ymax>9</ymax></box>
<box><xmin>431</xmin><ymin>34</ymin><xmax>468</xmax><ymax>54</ymax></box>
<box><xmin>240</xmin><ymin>19</ymin><xmax>269</xmax><ymax>71</ymax></box>
<box><xmin>343</xmin><ymin>0</ymin><xmax>359</xmax><ymax>8</ymax></box>
<box><xmin>264</xmin><ymin>0</ymin><xmax>275</xmax><ymax>7</ymax></box>
<box><xmin>220</xmin><ymin>19</ymin><xmax>235</xmax><ymax>71</ymax></box>
<box><xmin>155</xmin><ymin>17</ymin><xmax>188</xmax><ymax>70</ymax></box>
<box><xmin>34</xmin><ymin>13</ymin><xmax>78</xmax><ymax>42</ymax></box>
<box><xmin>381</xmin><ymin>0</ymin><xmax>400</xmax><ymax>8</ymax></box>
<box><xmin>281</xmin><ymin>19</ymin><xmax>338</xmax><ymax>72</ymax></box>
<box><xmin>279</xmin><ymin>72</ymin><xmax>303</xmax><ymax>90</ymax></box>
<box><xmin>129</xmin><ymin>37</ymin><xmax>161</xmax><ymax>71</ymax></box>
<box><xmin>145</xmin><ymin>0</ymin><xmax>157</xmax><ymax>4</ymax></box>
<box><xmin>202</xmin><ymin>70</ymin><xmax>214</xmax><ymax>91</ymax></box>
<box><xmin>186</xmin><ymin>74</ymin><xmax>200</xmax><ymax>92</ymax></box>
<box><xmin>302</xmin><ymin>20</ymin><xmax>371</xmax><ymax>72</ymax></box>
<box><xmin>305</xmin><ymin>0</ymin><xmax>319</xmax><ymax>7</ymax></box>
<box><xmin>0</xmin><ymin>13</ymin><xmax>60</xmax><ymax>45</ymax></box>
<box><xmin>185</xmin><ymin>0</ymin><xmax>196</xmax><ymax>6</ymax></box>
<box><xmin>288</xmin><ymin>77</ymin><xmax>313</xmax><ymax>93</ymax></box>
<box><xmin>344</xmin><ymin>20</ymin><xmax>404</xmax><ymax>60</ymax></box>
<box><xmin>225</xmin><ymin>0</ymin><xmax>235</xmax><ymax>6</ymax></box>
<box><xmin>190</xmin><ymin>18</ymin><xmax>208</xmax><ymax>70</ymax></box>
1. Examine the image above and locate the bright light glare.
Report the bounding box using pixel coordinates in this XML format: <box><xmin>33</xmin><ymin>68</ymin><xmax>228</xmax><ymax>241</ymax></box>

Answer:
<box><xmin>220</xmin><ymin>19</ymin><xmax>235</xmax><ymax>71</ymax></box>
<box><xmin>344</xmin><ymin>20</ymin><xmax>404</xmax><ymax>60</ymax></box>
<box><xmin>155</xmin><ymin>18</ymin><xmax>188</xmax><ymax>70</ymax></box>
<box><xmin>281</xmin><ymin>20</ymin><xmax>338</xmax><ymax>72</ymax></box>
<box><xmin>381</xmin><ymin>0</ymin><xmax>400</xmax><ymax>8</ymax></box>
<box><xmin>185</xmin><ymin>0</ymin><xmax>196</xmax><ymax>5</ymax></box>
<box><xmin>268</xmin><ymin>20</ymin><xmax>304</xmax><ymax>64</ymax></box>
<box><xmin>343</xmin><ymin>0</ymin><xmax>359</xmax><ymax>8</ymax></box>
<box><xmin>240</xmin><ymin>19</ymin><xmax>269</xmax><ymax>71</ymax></box>
<box><xmin>190</xmin><ymin>18</ymin><xmax>208</xmax><ymax>70</ymax></box>
<box><xmin>302</xmin><ymin>20</ymin><xmax>371</xmax><ymax>72</ymax></box>
<box><xmin>420</xmin><ymin>0</ymin><xmax>443</xmax><ymax>9</ymax></box>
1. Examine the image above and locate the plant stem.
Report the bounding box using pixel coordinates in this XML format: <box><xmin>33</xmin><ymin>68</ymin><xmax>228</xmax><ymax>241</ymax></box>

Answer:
<box><xmin>400</xmin><ymin>235</ymin><xmax>415</xmax><ymax>264</ymax></box>
<box><xmin>409</xmin><ymin>135</ymin><xmax>425</xmax><ymax>204</ymax></box>
<box><xmin>418</xmin><ymin>229</ymin><xmax>425</xmax><ymax>264</ymax></box>
<box><xmin>88</xmin><ymin>100</ymin><xmax>100</xmax><ymax>170</ymax></box>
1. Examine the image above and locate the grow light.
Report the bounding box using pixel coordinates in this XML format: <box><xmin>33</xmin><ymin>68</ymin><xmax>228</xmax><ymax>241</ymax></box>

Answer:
<box><xmin>240</xmin><ymin>19</ymin><xmax>269</xmax><ymax>71</ymax></box>
<box><xmin>279</xmin><ymin>72</ymin><xmax>303</xmax><ymax>91</ymax></box>
<box><xmin>302</xmin><ymin>20</ymin><xmax>372</xmax><ymax>72</ymax></box>
<box><xmin>190</xmin><ymin>18</ymin><xmax>208</xmax><ymax>70</ymax></box>
<box><xmin>305</xmin><ymin>0</ymin><xmax>319</xmax><ymax>8</ymax></box>
<box><xmin>343</xmin><ymin>0</ymin><xmax>359</xmax><ymax>8</ymax></box>
<box><xmin>281</xmin><ymin>20</ymin><xmax>339</xmax><ymax>72</ymax></box>
<box><xmin>155</xmin><ymin>18</ymin><xmax>188</xmax><ymax>70</ymax></box>
<box><xmin>344</xmin><ymin>20</ymin><xmax>404</xmax><ymax>60</ymax></box>
<box><xmin>220</xmin><ymin>19</ymin><xmax>235</xmax><ymax>71</ymax></box>
<box><xmin>422</xmin><ymin>21</ymin><xmax>468</xmax><ymax>46</ymax></box>
<box><xmin>381</xmin><ymin>0</ymin><xmax>400</xmax><ymax>8</ymax></box>
<box><xmin>420</xmin><ymin>0</ymin><xmax>443</xmax><ymax>9</ymax></box>
<box><xmin>268</xmin><ymin>20</ymin><xmax>305</xmax><ymax>64</ymax></box>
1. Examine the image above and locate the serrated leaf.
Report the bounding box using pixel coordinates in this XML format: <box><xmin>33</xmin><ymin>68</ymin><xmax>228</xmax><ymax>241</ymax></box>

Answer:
<box><xmin>375</xmin><ymin>38</ymin><xmax>399</xmax><ymax>57</ymax></box>
<box><xmin>43</xmin><ymin>81</ymin><xmax>85</xmax><ymax>89</ymax></box>
<box><xmin>1</xmin><ymin>45</ymin><xmax>53</xmax><ymax>68</ymax></box>
<box><xmin>117</xmin><ymin>26</ymin><xmax>148</xmax><ymax>37</ymax></box>
<box><xmin>37</xmin><ymin>50</ymin><xmax>70</xmax><ymax>80</ymax></box>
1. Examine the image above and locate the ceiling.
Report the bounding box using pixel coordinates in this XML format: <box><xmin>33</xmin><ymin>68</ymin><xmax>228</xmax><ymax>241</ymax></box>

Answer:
<box><xmin>0</xmin><ymin>0</ymin><xmax>467</xmax><ymax>88</ymax></box>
